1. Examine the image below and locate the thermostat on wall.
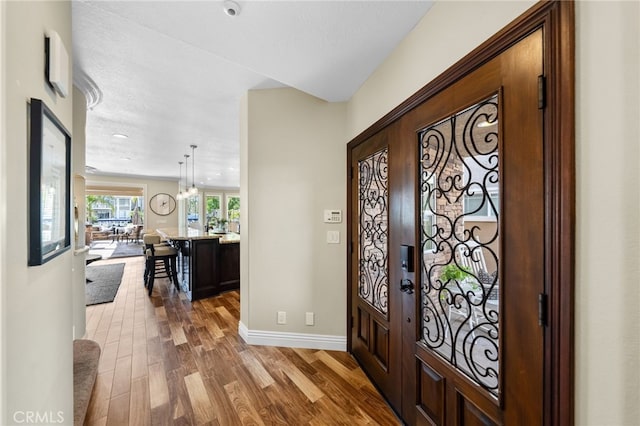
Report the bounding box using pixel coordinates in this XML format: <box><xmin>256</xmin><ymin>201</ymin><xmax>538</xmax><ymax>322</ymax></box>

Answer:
<box><xmin>323</xmin><ymin>209</ymin><xmax>342</xmax><ymax>223</ymax></box>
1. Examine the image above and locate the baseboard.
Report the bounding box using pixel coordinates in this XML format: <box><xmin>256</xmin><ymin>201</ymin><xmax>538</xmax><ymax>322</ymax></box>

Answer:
<box><xmin>238</xmin><ymin>321</ymin><xmax>346</xmax><ymax>351</ymax></box>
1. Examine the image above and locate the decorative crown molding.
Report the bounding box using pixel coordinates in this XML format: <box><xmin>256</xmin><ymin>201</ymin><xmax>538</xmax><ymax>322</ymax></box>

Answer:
<box><xmin>73</xmin><ymin>68</ymin><xmax>103</xmax><ymax>110</ymax></box>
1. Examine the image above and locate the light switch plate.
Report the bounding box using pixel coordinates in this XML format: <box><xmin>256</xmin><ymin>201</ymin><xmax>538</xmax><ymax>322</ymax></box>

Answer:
<box><xmin>327</xmin><ymin>230</ymin><xmax>340</xmax><ymax>244</ymax></box>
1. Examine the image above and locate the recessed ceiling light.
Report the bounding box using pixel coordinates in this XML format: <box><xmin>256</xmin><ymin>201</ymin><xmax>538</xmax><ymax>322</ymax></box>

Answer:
<box><xmin>121</xmin><ymin>157</ymin><xmax>131</xmax><ymax>161</ymax></box>
<box><xmin>112</xmin><ymin>133</ymin><xmax>128</xmax><ymax>139</ymax></box>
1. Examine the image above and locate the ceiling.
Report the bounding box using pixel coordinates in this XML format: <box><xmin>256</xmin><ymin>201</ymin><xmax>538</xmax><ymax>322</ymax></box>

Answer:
<box><xmin>73</xmin><ymin>0</ymin><xmax>434</xmax><ymax>189</ymax></box>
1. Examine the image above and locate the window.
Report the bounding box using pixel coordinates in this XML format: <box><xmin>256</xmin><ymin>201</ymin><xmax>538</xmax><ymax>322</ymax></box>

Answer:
<box><xmin>464</xmin><ymin>191</ymin><xmax>499</xmax><ymax>218</ymax></box>
<box><xmin>86</xmin><ymin>194</ymin><xmax>144</xmax><ymax>227</ymax></box>
<box><xmin>116</xmin><ymin>197</ymin><xmax>130</xmax><ymax>219</ymax></box>
<box><xmin>187</xmin><ymin>195</ymin><xmax>199</xmax><ymax>224</ymax></box>
<box><xmin>358</xmin><ymin>148</ymin><xmax>389</xmax><ymax>315</ymax></box>
<box><xmin>462</xmin><ymin>154</ymin><xmax>499</xmax><ymax>220</ymax></box>
<box><xmin>205</xmin><ymin>194</ymin><xmax>221</xmax><ymax>225</ymax></box>
<box><xmin>227</xmin><ymin>195</ymin><xmax>240</xmax><ymax>223</ymax></box>
<box><xmin>422</xmin><ymin>175</ymin><xmax>437</xmax><ymax>251</ymax></box>
<box><xmin>419</xmin><ymin>94</ymin><xmax>501</xmax><ymax>394</ymax></box>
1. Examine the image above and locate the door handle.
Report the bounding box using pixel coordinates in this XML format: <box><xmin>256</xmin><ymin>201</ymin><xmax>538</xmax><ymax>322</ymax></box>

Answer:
<box><xmin>400</xmin><ymin>278</ymin><xmax>414</xmax><ymax>294</ymax></box>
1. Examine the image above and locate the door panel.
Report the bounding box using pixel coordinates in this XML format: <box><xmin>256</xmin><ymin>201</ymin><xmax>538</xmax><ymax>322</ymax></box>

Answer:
<box><xmin>351</xmin><ymin>130</ymin><xmax>402</xmax><ymax>410</ymax></box>
<box><xmin>350</xmin><ymin>26</ymin><xmax>545</xmax><ymax>425</ymax></box>
<box><xmin>413</xmin><ymin>29</ymin><xmax>543</xmax><ymax>424</ymax></box>
<box><xmin>417</xmin><ymin>363</ymin><xmax>445</xmax><ymax>425</ymax></box>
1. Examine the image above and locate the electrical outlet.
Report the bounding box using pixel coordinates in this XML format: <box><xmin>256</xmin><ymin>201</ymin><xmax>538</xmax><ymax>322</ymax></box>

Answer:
<box><xmin>277</xmin><ymin>311</ymin><xmax>287</xmax><ymax>324</ymax></box>
<box><xmin>305</xmin><ymin>312</ymin><xmax>315</xmax><ymax>326</ymax></box>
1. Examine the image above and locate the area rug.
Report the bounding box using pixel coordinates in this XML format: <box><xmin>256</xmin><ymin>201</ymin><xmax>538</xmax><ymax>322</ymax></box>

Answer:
<box><xmin>109</xmin><ymin>242</ymin><xmax>144</xmax><ymax>259</ymax></box>
<box><xmin>85</xmin><ymin>263</ymin><xmax>125</xmax><ymax>306</ymax></box>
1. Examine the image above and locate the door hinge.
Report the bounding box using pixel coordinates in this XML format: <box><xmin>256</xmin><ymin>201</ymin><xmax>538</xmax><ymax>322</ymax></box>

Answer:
<box><xmin>350</xmin><ymin>166</ymin><xmax>354</xmax><ymax>179</ymax></box>
<box><xmin>350</xmin><ymin>316</ymin><xmax>354</xmax><ymax>329</ymax></box>
<box><xmin>538</xmin><ymin>293</ymin><xmax>548</xmax><ymax>326</ymax></box>
<box><xmin>349</xmin><ymin>241</ymin><xmax>354</xmax><ymax>254</ymax></box>
<box><xmin>538</xmin><ymin>75</ymin><xmax>546</xmax><ymax>110</ymax></box>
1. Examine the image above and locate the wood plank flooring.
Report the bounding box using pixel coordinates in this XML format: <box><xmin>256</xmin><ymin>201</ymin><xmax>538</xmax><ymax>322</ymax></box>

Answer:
<box><xmin>84</xmin><ymin>256</ymin><xmax>400</xmax><ymax>425</ymax></box>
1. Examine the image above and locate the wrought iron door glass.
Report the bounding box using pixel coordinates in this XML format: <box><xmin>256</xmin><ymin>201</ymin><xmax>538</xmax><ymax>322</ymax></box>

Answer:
<box><xmin>419</xmin><ymin>94</ymin><xmax>500</xmax><ymax>396</ymax></box>
<box><xmin>358</xmin><ymin>148</ymin><xmax>389</xmax><ymax>315</ymax></box>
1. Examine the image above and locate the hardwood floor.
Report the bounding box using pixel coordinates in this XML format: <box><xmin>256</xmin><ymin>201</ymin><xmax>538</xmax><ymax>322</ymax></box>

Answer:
<box><xmin>84</xmin><ymin>256</ymin><xmax>400</xmax><ymax>425</ymax></box>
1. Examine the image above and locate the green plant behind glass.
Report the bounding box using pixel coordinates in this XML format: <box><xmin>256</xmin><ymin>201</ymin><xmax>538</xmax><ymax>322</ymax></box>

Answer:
<box><xmin>439</xmin><ymin>264</ymin><xmax>471</xmax><ymax>283</ymax></box>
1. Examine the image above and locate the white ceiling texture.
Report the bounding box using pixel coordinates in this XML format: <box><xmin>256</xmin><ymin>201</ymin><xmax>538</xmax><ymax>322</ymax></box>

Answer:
<box><xmin>73</xmin><ymin>0</ymin><xmax>434</xmax><ymax>189</ymax></box>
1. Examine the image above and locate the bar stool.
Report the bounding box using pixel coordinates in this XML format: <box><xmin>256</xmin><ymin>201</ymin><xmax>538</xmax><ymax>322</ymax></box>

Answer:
<box><xmin>143</xmin><ymin>234</ymin><xmax>179</xmax><ymax>296</ymax></box>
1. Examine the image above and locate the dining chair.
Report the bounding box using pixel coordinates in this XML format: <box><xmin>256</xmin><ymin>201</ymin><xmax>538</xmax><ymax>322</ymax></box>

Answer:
<box><xmin>128</xmin><ymin>225</ymin><xmax>143</xmax><ymax>243</ymax></box>
<box><xmin>143</xmin><ymin>234</ymin><xmax>179</xmax><ymax>296</ymax></box>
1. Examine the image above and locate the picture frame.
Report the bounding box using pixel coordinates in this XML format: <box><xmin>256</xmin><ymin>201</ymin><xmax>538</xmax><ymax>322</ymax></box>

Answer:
<box><xmin>28</xmin><ymin>98</ymin><xmax>71</xmax><ymax>266</ymax></box>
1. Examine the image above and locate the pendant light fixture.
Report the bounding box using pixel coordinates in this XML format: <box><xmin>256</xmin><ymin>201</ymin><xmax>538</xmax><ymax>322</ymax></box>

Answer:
<box><xmin>176</xmin><ymin>161</ymin><xmax>184</xmax><ymax>201</ymax></box>
<box><xmin>183</xmin><ymin>153</ymin><xmax>190</xmax><ymax>199</ymax></box>
<box><xmin>188</xmin><ymin>144</ymin><xmax>198</xmax><ymax>196</ymax></box>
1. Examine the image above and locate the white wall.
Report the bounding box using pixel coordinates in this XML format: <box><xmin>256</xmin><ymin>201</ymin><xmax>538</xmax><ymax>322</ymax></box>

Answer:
<box><xmin>3</xmin><ymin>1</ymin><xmax>75</xmax><ymax>423</ymax></box>
<box><xmin>242</xmin><ymin>88</ymin><xmax>347</xmax><ymax>345</ymax></box>
<box><xmin>346</xmin><ymin>0</ymin><xmax>640</xmax><ymax>424</ymax></box>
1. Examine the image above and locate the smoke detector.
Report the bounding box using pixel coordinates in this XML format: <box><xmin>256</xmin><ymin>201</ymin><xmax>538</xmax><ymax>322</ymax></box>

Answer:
<box><xmin>223</xmin><ymin>1</ymin><xmax>240</xmax><ymax>17</ymax></box>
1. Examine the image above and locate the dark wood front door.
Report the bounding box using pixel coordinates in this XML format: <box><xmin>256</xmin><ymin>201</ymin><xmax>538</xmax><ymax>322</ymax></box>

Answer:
<box><xmin>349</xmin><ymin>128</ymin><xmax>402</xmax><ymax>410</ymax></box>
<box><xmin>410</xmin><ymin>28</ymin><xmax>544</xmax><ymax>425</ymax></box>
<box><xmin>348</xmin><ymin>2</ymin><xmax>574</xmax><ymax>423</ymax></box>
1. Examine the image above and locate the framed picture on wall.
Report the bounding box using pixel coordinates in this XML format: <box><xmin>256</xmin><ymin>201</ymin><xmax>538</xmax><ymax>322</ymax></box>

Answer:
<box><xmin>28</xmin><ymin>98</ymin><xmax>71</xmax><ymax>266</ymax></box>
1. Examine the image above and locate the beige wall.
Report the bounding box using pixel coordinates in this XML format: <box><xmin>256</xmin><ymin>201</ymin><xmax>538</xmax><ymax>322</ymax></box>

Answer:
<box><xmin>0</xmin><ymin>0</ymin><xmax>5</xmax><ymax>420</ymax></box>
<box><xmin>347</xmin><ymin>1</ymin><xmax>536</xmax><ymax>139</ymax></box>
<box><xmin>86</xmin><ymin>174</ymin><xmax>179</xmax><ymax>232</ymax></box>
<box><xmin>72</xmin><ymin>87</ymin><xmax>88</xmax><ymax>339</ymax></box>
<box><xmin>243</xmin><ymin>88</ymin><xmax>347</xmax><ymax>337</ymax></box>
<box><xmin>240</xmin><ymin>94</ymin><xmax>249</xmax><ymax>327</ymax></box>
<box><xmin>2</xmin><ymin>1</ymin><xmax>75</xmax><ymax>423</ymax></box>
<box><xmin>575</xmin><ymin>1</ymin><xmax>639</xmax><ymax>424</ymax></box>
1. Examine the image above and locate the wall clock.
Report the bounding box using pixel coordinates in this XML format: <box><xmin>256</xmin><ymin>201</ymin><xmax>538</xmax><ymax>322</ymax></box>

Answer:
<box><xmin>149</xmin><ymin>193</ymin><xmax>176</xmax><ymax>216</ymax></box>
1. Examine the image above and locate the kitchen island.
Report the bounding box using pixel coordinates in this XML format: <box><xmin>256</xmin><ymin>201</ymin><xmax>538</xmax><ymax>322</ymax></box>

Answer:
<box><xmin>156</xmin><ymin>228</ymin><xmax>239</xmax><ymax>301</ymax></box>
